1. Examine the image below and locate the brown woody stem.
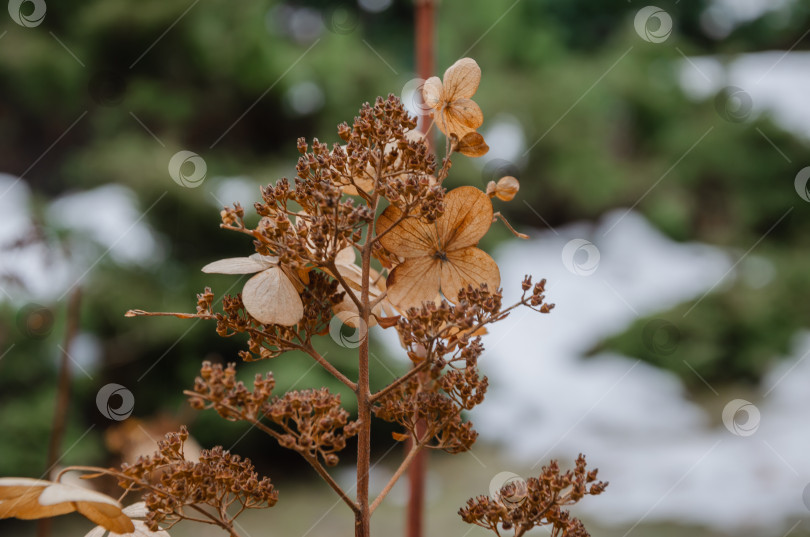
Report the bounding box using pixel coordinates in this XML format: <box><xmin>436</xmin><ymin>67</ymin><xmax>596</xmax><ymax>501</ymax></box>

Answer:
<box><xmin>181</xmin><ymin>392</ymin><xmax>359</xmax><ymax>514</ymax></box>
<box><xmin>302</xmin><ymin>344</ymin><xmax>357</xmax><ymax>390</ymax></box>
<box><xmin>493</xmin><ymin>212</ymin><xmax>529</xmax><ymax>239</ymax></box>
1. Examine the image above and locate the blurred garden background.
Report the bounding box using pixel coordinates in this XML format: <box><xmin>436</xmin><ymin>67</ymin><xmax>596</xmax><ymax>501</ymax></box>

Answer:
<box><xmin>2</xmin><ymin>0</ymin><xmax>810</xmax><ymax>535</ymax></box>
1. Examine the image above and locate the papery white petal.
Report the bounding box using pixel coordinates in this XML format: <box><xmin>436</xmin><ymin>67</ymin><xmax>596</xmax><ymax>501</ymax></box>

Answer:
<box><xmin>83</xmin><ymin>525</ymin><xmax>108</xmax><ymax>537</ymax></box>
<box><xmin>122</xmin><ymin>502</ymin><xmax>148</xmax><ymax>518</ymax></box>
<box><xmin>335</xmin><ymin>246</ymin><xmax>356</xmax><ymax>266</ymax></box>
<box><xmin>242</xmin><ymin>268</ymin><xmax>304</xmax><ymax>326</ymax></box>
<box><xmin>202</xmin><ymin>257</ymin><xmax>270</xmax><ymax>274</ymax></box>
<box><xmin>38</xmin><ymin>484</ymin><xmax>120</xmax><ymax>508</ymax></box>
<box><xmin>0</xmin><ymin>478</ymin><xmax>49</xmax><ymax>489</ymax></box>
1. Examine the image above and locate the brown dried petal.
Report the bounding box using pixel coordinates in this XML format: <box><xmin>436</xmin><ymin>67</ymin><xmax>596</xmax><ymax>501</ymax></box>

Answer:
<box><xmin>386</xmin><ymin>256</ymin><xmax>441</xmax><ymax>311</ymax></box>
<box><xmin>442</xmin><ymin>58</ymin><xmax>481</xmax><ymax>100</ymax></box>
<box><xmin>441</xmin><ymin>248</ymin><xmax>501</xmax><ymax>304</ymax></box>
<box><xmin>456</xmin><ymin>132</ymin><xmax>489</xmax><ymax>158</ymax></box>
<box><xmin>376</xmin><ymin>205</ymin><xmax>436</xmax><ymax>258</ymax></box>
<box><xmin>436</xmin><ymin>186</ymin><xmax>493</xmax><ymax>251</ymax></box>
<box><xmin>494</xmin><ymin>176</ymin><xmax>520</xmax><ymax>202</ymax></box>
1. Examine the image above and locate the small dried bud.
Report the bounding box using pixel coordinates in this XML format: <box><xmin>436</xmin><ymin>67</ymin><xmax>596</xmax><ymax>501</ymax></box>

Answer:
<box><xmin>456</xmin><ymin>132</ymin><xmax>489</xmax><ymax>157</ymax></box>
<box><xmin>487</xmin><ymin>176</ymin><xmax>520</xmax><ymax>202</ymax></box>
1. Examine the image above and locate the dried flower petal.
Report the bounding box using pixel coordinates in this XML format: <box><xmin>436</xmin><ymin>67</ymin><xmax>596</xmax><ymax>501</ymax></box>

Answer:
<box><xmin>442</xmin><ymin>58</ymin><xmax>481</xmax><ymax>100</ymax></box>
<box><xmin>377</xmin><ymin>186</ymin><xmax>500</xmax><ymax>310</ymax></box>
<box><xmin>203</xmin><ymin>254</ymin><xmax>304</xmax><ymax>326</ymax></box>
<box><xmin>422</xmin><ymin>58</ymin><xmax>484</xmax><ymax>137</ymax></box>
<box><xmin>242</xmin><ymin>267</ymin><xmax>304</xmax><ymax>326</ymax></box>
<box><xmin>201</xmin><ymin>255</ymin><xmax>276</xmax><ymax>275</ymax></box>
<box><xmin>0</xmin><ymin>478</ymin><xmax>134</xmax><ymax>534</ymax></box>
<box><xmin>456</xmin><ymin>132</ymin><xmax>489</xmax><ymax>157</ymax></box>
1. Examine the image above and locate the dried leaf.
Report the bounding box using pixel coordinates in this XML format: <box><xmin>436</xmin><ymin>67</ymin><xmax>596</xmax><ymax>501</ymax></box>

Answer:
<box><xmin>391</xmin><ymin>432</ymin><xmax>410</xmax><ymax>442</ymax></box>
<box><xmin>456</xmin><ymin>132</ymin><xmax>489</xmax><ymax>158</ymax></box>
<box><xmin>242</xmin><ymin>267</ymin><xmax>304</xmax><ymax>326</ymax></box>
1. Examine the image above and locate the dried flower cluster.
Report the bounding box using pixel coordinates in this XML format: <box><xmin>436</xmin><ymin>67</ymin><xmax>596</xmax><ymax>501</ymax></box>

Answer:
<box><xmin>374</xmin><ymin>280</ymin><xmax>554</xmax><ymax>454</ymax></box>
<box><xmin>4</xmin><ymin>57</ymin><xmax>604</xmax><ymax>537</ymax></box>
<box><xmin>117</xmin><ymin>427</ymin><xmax>277</xmax><ymax>533</ymax></box>
<box><xmin>189</xmin><ymin>362</ymin><xmax>358</xmax><ymax>467</ymax></box>
<box><xmin>459</xmin><ymin>455</ymin><xmax>608</xmax><ymax>537</ymax></box>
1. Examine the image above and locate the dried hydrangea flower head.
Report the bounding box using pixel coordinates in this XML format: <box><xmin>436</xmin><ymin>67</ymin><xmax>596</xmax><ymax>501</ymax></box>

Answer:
<box><xmin>0</xmin><ymin>57</ymin><xmax>602</xmax><ymax>537</ymax></box>
<box><xmin>459</xmin><ymin>455</ymin><xmax>607</xmax><ymax>537</ymax></box>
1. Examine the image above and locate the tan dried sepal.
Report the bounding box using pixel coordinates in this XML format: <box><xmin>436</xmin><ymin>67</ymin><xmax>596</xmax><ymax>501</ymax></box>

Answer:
<box><xmin>456</xmin><ymin>132</ymin><xmax>489</xmax><ymax>157</ymax></box>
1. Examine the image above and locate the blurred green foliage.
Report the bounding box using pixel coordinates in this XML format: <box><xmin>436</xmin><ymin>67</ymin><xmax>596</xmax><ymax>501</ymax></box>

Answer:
<box><xmin>1</xmin><ymin>0</ymin><xmax>809</xmax><ymax>487</ymax></box>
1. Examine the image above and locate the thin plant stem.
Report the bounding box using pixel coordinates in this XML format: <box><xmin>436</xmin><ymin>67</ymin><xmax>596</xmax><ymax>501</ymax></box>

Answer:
<box><xmin>408</xmin><ymin>2</ymin><xmax>435</xmax><ymax>536</ymax></box>
<box><xmin>37</xmin><ymin>288</ymin><xmax>82</xmax><ymax>537</ymax></box>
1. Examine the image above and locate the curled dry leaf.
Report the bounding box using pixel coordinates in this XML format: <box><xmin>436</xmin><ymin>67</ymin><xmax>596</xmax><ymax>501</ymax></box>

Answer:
<box><xmin>376</xmin><ymin>186</ymin><xmax>500</xmax><ymax>310</ymax></box>
<box><xmin>486</xmin><ymin>176</ymin><xmax>520</xmax><ymax>202</ymax></box>
<box><xmin>422</xmin><ymin>58</ymin><xmax>484</xmax><ymax>137</ymax></box>
<box><xmin>0</xmin><ymin>478</ymin><xmax>135</xmax><ymax>534</ymax></box>
<box><xmin>456</xmin><ymin>132</ymin><xmax>489</xmax><ymax>158</ymax></box>
<box><xmin>202</xmin><ymin>254</ymin><xmax>304</xmax><ymax>326</ymax></box>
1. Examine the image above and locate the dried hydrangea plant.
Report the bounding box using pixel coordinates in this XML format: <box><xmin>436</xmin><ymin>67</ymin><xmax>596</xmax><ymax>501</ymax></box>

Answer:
<box><xmin>0</xmin><ymin>58</ymin><xmax>605</xmax><ymax>537</ymax></box>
